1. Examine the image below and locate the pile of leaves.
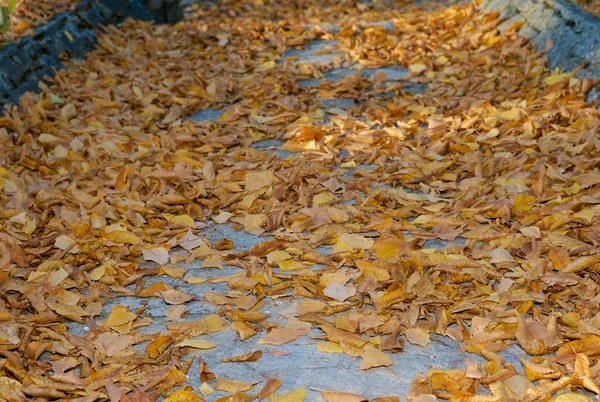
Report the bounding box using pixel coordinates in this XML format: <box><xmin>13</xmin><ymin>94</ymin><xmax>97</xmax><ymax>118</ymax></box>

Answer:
<box><xmin>1</xmin><ymin>0</ymin><xmax>600</xmax><ymax>400</ymax></box>
<box><xmin>575</xmin><ymin>0</ymin><xmax>600</xmax><ymax>17</ymax></box>
<box><xmin>0</xmin><ymin>0</ymin><xmax>77</xmax><ymax>45</ymax></box>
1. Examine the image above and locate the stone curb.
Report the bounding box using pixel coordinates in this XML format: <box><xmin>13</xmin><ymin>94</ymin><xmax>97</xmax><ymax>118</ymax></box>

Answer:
<box><xmin>0</xmin><ymin>0</ymin><xmax>151</xmax><ymax>108</ymax></box>
<box><xmin>479</xmin><ymin>0</ymin><xmax>600</xmax><ymax>103</ymax></box>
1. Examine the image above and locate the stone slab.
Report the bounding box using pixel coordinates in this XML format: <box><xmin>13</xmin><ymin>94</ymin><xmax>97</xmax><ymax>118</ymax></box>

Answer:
<box><xmin>479</xmin><ymin>0</ymin><xmax>600</xmax><ymax>103</ymax></box>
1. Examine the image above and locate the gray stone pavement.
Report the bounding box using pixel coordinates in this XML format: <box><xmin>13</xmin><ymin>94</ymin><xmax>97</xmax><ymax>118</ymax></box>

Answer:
<box><xmin>76</xmin><ymin>17</ymin><xmax>531</xmax><ymax>401</ymax></box>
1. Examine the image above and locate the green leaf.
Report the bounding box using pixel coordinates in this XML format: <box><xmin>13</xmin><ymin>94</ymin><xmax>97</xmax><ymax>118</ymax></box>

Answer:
<box><xmin>7</xmin><ymin>0</ymin><xmax>16</xmax><ymax>14</ymax></box>
<box><xmin>49</xmin><ymin>93</ymin><xmax>65</xmax><ymax>105</ymax></box>
<box><xmin>0</xmin><ymin>8</ymin><xmax>7</xmax><ymax>33</ymax></box>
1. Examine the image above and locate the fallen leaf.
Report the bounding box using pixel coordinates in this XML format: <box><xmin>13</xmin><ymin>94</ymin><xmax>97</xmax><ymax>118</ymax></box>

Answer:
<box><xmin>405</xmin><ymin>327</ymin><xmax>430</xmax><ymax>347</ymax></box>
<box><xmin>318</xmin><ymin>342</ymin><xmax>344</xmax><ymax>354</ymax></box>
<box><xmin>143</xmin><ymin>247</ymin><xmax>170</xmax><ymax>264</ymax></box>
<box><xmin>164</xmin><ymin>389</ymin><xmax>204</xmax><ymax>402</ymax></box>
<box><xmin>360</xmin><ymin>346</ymin><xmax>392</xmax><ymax>370</ymax></box>
<box><xmin>490</xmin><ymin>248</ymin><xmax>514</xmax><ymax>264</ymax></box>
<box><xmin>160</xmin><ymin>289</ymin><xmax>193</xmax><ymax>305</ymax></box>
<box><xmin>321</xmin><ymin>390</ymin><xmax>368</xmax><ymax>402</ymax></box>
<box><xmin>221</xmin><ymin>350</ymin><xmax>263</xmax><ymax>363</ymax></box>
<box><xmin>104</xmin><ymin>230</ymin><xmax>141</xmax><ymax>244</ymax></box>
<box><xmin>166</xmin><ymin>305</ymin><xmax>186</xmax><ymax>321</ymax></box>
<box><xmin>324</xmin><ymin>283</ymin><xmax>356</xmax><ymax>302</ymax></box>
<box><xmin>199</xmin><ymin>383</ymin><xmax>214</xmax><ymax>397</ymax></box>
<box><xmin>269</xmin><ymin>386</ymin><xmax>306</xmax><ymax>402</ymax></box>
<box><xmin>214</xmin><ymin>377</ymin><xmax>257</xmax><ymax>393</ymax></box>
<box><xmin>176</xmin><ymin>339</ymin><xmax>217</xmax><ymax>350</ymax></box>
<box><xmin>258</xmin><ymin>327</ymin><xmax>302</xmax><ymax>346</ymax></box>
<box><xmin>258</xmin><ymin>377</ymin><xmax>283</xmax><ymax>400</ymax></box>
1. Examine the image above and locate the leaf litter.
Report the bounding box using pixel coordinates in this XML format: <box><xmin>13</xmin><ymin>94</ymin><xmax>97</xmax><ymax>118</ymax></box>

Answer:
<box><xmin>0</xmin><ymin>0</ymin><xmax>600</xmax><ymax>400</ymax></box>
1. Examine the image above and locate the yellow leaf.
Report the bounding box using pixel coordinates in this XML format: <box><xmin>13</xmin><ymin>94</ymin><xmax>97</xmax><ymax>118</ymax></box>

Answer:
<box><xmin>544</xmin><ymin>73</ymin><xmax>569</xmax><ymax>86</ymax></box>
<box><xmin>333</xmin><ymin>233</ymin><xmax>374</xmax><ymax>253</ymax></box>
<box><xmin>202</xmin><ymin>255</ymin><xmax>223</xmax><ymax>269</ymax></box>
<box><xmin>185</xmin><ymin>276</ymin><xmax>207</xmax><ymax>284</ymax></box>
<box><xmin>313</xmin><ymin>192</ymin><xmax>333</xmax><ymax>207</ymax></box>
<box><xmin>496</xmin><ymin>108</ymin><xmax>521</xmax><ymax>121</ymax></box>
<box><xmin>321</xmin><ymin>390</ymin><xmax>368</xmax><ymax>402</ymax></box>
<box><xmin>173</xmin><ymin>214</ymin><xmax>195</xmax><ymax>228</ymax></box>
<box><xmin>277</xmin><ymin>259</ymin><xmax>307</xmax><ymax>272</ymax></box>
<box><xmin>105</xmin><ymin>307</ymin><xmax>137</xmax><ymax>334</ymax></box>
<box><xmin>160</xmin><ymin>266</ymin><xmax>186</xmax><ymax>279</ymax></box>
<box><xmin>199</xmin><ymin>383</ymin><xmax>214</xmax><ymax>396</ymax></box>
<box><xmin>513</xmin><ymin>194</ymin><xmax>536</xmax><ymax>212</ymax></box>
<box><xmin>104</xmin><ymin>230</ymin><xmax>140</xmax><ymax>244</ymax></box>
<box><xmin>550</xmin><ymin>394</ymin><xmax>592</xmax><ymax>402</ymax></box>
<box><xmin>356</xmin><ymin>260</ymin><xmax>391</xmax><ymax>280</ymax></box>
<box><xmin>269</xmin><ymin>386</ymin><xmax>306</xmax><ymax>402</ymax></box>
<box><xmin>318</xmin><ymin>342</ymin><xmax>343</xmax><ymax>354</ymax></box>
<box><xmin>205</xmin><ymin>314</ymin><xmax>228</xmax><ymax>332</ymax></box>
<box><xmin>266</xmin><ymin>250</ymin><xmax>292</xmax><ymax>264</ymax></box>
<box><xmin>245</xmin><ymin>170</ymin><xmax>273</xmax><ymax>191</ymax></box>
<box><xmin>297</xmin><ymin>299</ymin><xmax>327</xmax><ymax>314</ymax></box>
<box><xmin>258</xmin><ymin>327</ymin><xmax>302</xmax><ymax>345</ymax></box>
<box><xmin>90</xmin><ymin>265</ymin><xmax>110</xmax><ymax>281</ymax></box>
<box><xmin>176</xmin><ymin>339</ymin><xmax>217</xmax><ymax>349</ymax></box>
<box><xmin>214</xmin><ymin>212</ymin><xmax>233</xmax><ymax>224</ymax></box>
<box><xmin>244</xmin><ymin>214</ymin><xmax>265</xmax><ymax>234</ymax></box>
<box><xmin>557</xmin><ymin>335</ymin><xmax>600</xmax><ymax>363</ymax></box>
<box><xmin>434</xmin><ymin>55</ymin><xmax>448</xmax><ymax>66</ymax></box>
<box><xmin>562</xmin><ymin>255</ymin><xmax>600</xmax><ymax>274</ymax></box>
<box><xmin>374</xmin><ymin>237</ymin><xmax>404</xmax><ymax>259</ymax></box>
<box><xmin>405</xmin><ymin>327</ymin><xmax>430</xmax><ymax>347</ymax></box>
<box><xmin>38</xmin><ymin>133</ymin><xmax>59</xmax><ymax>143</ymax></box>
<box><xmin>574</xmin><ymin>208</ymin><xmax>595</xmax><ymax>223</ymax></box>
<box><xmin>490</xmin><ymin>248</ymin><xmax>514</xmax><ymax>264</ymax></box>
<box><xmin>214</xmin><ymin>377</ymin><xmax>257</xmax><ymax>393</ymax></box>
<box><xmin>409</xmin><ymin>63</ymin><xmax>427</xmax><ymax>74</ymax></box>
<box><xmin>360</xmin><ymin>345</ymin><xmax>392</xmax><ymax>370</ymax></box>
<box><xmin>164</xmin><ymin>389</ymin><xmax>204</xmax><ymax>402</ymax></box>
<box><xmin>221</xmin><ymin>350</ymin><xmax>263</xmax><ymax>363</ymax></box>
<box><xmin>0</xmin><ymin>178</ymin><xmax>17</xmax><ymax>193</ymax></box>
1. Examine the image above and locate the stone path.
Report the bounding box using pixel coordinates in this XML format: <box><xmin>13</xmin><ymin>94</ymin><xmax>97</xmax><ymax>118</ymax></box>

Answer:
<box><xmin>80</xmin><ymin>15</ymin><xmax>530</xmax><ymax>400</ymax></box>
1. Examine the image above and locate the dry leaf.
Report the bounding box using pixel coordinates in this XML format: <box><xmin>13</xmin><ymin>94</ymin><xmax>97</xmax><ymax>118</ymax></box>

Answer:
<box><xmin>324</xmin><ymin>283</ymin><xmax>356</xmax><ymax>302</ymax></box>
<box><xmin>258</xmin><ymin>328</ymin><xmax>302</xmax><ymax>346</ymax></box>
<box><xmin>160</xmin><ymin>289</ymin><xmax>193</xmax><ymax>305</ymax></box>
<box><xmin>213</xmin><ymin>378</ymin><xmax>257</xmax><ymax>393</ymax></box>
<box><xmin>176</xmin><ymin>339</ymin><xmax>217</xmax><ymax>350</ymax></box>
<box><xmin>360</xmin><ymin>346</ymin><xmax>393</xmax><ymax>370</ymax></box>
<box><xmin>221</xmin><ymin>350</ymin><xmax>263</xmax><ymax>363</ymax></box>
<box><xmin>269</xmin><ymin>386</ymin><xmax>306</xmax><ymax>402</ymax></box>
<box><xmin>321</xmin><ymin>390</ymin><xmax>368</xmax><ymax>402</ymax></box>
<box><xmin>143</xmin><ymin>247</ymin><xmax>170</xmax><ymax>265</ymax></box>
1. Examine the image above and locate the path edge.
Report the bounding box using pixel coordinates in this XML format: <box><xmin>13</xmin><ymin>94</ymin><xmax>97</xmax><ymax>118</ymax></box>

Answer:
<box><xmin>479</xmin><ymin>0</ymin><xmax>600</xmax><ymax>103</ymax></box>
<box><xmin>0</xmin><ymin>0</ymin><xmax>152</xmax><ymax>108</ymax></box>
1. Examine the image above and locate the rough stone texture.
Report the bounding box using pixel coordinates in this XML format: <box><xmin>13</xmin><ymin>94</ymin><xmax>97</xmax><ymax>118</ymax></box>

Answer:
<box><xmin>479</xmin><ymin>0</ymin><xmax>600</xmax><ymax>102</ymax></box>
<box><xmin>141</xmin><ymin>0</ymin><xmax>184</xmax><ymax>24</ymax></box>
<box><xmin>148</xmin><ymin>55</ymin><xmax>530</xmax><ymax>399</ymax></box>
<box><xmin>0</xmin><ymin>0</ymin><xmax>152</xmax><ymax>108</ymax></box>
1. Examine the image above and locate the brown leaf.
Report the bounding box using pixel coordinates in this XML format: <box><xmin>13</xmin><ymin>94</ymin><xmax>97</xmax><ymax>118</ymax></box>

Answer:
<box><xmin>160</xmin><ymin>289</ymin><xmax>194</xmax><ymax>305</ymax></box>
<box><xmin>213</xmin><ymin>378</ymin><xmax>257</xmax><ymax>393</ymax></box>
<box><xmin>360</xmin><ymin>346</ymin><xmax>392</xmax><ymax>370</ymax></box>
<box><xmin>258</xmin><ymin>327</ymin><xmax>302</xmax><ymax>346</ymax></box>
<box><xmin>557</xmin><ymin>335</ymin><xmax>600</xmax><ymax>364</ymax></box>
<box><xmin>258</xmin><ymin>377</ymin><xmax>283</xmax><ymax>399</ymax></box>
<box><xmin>321</xmin><ymin>390</ymin><xmax>368</xmax><ymax>402</ymax></box>
<box><xmin>221</xmin><ymin>350</ymin><xmax>263</xmax><ymax>363</ymax></box>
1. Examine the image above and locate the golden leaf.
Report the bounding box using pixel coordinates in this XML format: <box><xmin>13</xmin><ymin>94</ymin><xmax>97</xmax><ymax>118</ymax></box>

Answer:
<box><xmin>360</xmin><ymin>345</ymin><xmax>393</xmax><ymax>370</ymax></box>
<box><xmin>104</xmin><ymin>230</ymin><xmax>140</xmax><ymax>244</ymax></box>
<box><xmin>176</xmin><ymin>339</ymin><xmax>217</xmax><ymax>350</ymax></box>
<box><xmin>269</xmin><ymin>386</ymin><xmax>306</xmax><ymax>402</ymax></box>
